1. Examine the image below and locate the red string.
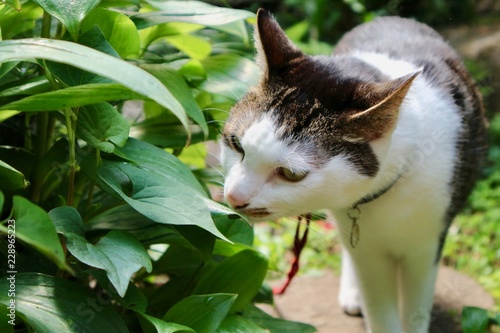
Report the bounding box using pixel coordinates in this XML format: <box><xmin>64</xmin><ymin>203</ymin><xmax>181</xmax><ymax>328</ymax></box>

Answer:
<box><xmin>273</xmin><ymin>214</ymin><xmax>311</xmax><ymax>295</ymax></box>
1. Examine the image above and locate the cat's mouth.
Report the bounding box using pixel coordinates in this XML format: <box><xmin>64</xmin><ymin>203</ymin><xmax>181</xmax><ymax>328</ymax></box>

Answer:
<box><xmin>240</xmin><ymin>207</ymin><xmax>272</xmax><ymax>218</ymax></box>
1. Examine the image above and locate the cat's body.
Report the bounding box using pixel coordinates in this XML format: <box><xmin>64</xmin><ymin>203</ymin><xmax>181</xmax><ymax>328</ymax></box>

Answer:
<box><xmin>221</xmin><ymin>10</ymin><xmax>487</xmax><ymax>333</ymax></box>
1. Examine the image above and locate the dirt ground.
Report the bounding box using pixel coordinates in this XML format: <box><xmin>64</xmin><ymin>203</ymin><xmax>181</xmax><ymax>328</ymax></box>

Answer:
<box><xmin>262</xmin><ymin>266</ymin><xmax>495</xmax><ymax>333</ymax></box>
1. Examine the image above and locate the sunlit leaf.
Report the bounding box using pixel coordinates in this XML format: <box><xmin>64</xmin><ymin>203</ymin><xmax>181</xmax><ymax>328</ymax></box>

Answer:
<box><xmin>82</xmin><ymin>7</ymin><xmax>140</xmax><ymax>58</ymax></box>
<box><xmin>32</xmin><ymin>0</ymin><xmax>100</xmax><ymax>40</ymax></box>
<box><xmin>165</xmin><ymin>34</ymin><xmax>211</xmax><ymax>60</ymax></box>
<box><xmin>0</xmin><ymin>39</ymin><xmax>190</xmax><ymax>134</ymax></box>
<box><xmin>132</xmin><ymin>1</ymin><xmax>254</xmax><ymax>29</ymax></box>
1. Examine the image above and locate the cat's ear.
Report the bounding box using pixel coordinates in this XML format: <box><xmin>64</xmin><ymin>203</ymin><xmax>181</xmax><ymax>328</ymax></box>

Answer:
<box><xmin>340</xmin><ymin>71</ymin><xmax>420</xmax><ymax>142</ymax></box>
<box><xmin>255</xmin><ymin>9</ymin><xmax>304</xmax><ymax>76</ymax></box>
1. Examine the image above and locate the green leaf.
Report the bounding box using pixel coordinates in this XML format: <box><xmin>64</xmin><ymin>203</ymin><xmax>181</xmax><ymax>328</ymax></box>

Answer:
<box><xmin>0</xmin><ymin>83</ymin><xmax>144</xmax><ymax>111</ymax></box>
<box><xmin>32</xmin><ymin>0</ymin><xmax>100</xmax><ymax>41</ymax></box>
<box><xmin>0</xmin><ymin>273</ymin><xmax>128</xmax><ymax>333</ymax></box>
<box><xmin>165</xmin><ymin>34</ymin><xmax>211</xmax><ymax>60</ymax></box>
<box><xmin>0</xmin><ymin>191</ymin><xmax>3</xmax><ymax>212</ymax></box>
<box><xmin>0</xmin><ymin>61</ymin><xmax>19</xmax><ymax>81</ymax></box>
<box><xmin>45</xmin><ymin>25</ymin><xmax>117</xmax><ymax>87</ymax></box>
<box><xmin>9</xmin><ymin>196</ymin><xmax>69</xmax><ymax>271</ymax></box>
<box><xmin>193</xmin><ymin>249</ymin><xmax>268</xmax><ymax>313</ymax></box>
<box><xmin>49</xmin><ymin>206</ymin><xmax>85</xmax><ymax>236</ymax></box>
<box><xmin>199</xmin><ymin>54</ymin><xmax>260</xmax><ymax>100</ymax></box>
<box><xmin>76</xmin><ymin>103</ymin><xmax>130</xmax><ymax>153</ymax></box>
<box><xmin>0</xmin><ymin>159</ymin><xmax>29</xmax><ymax>191</ymax></box>
<box><xmin>462</xmin><ymin>306</ymin><xmax>489</xmax><ymax>333</ymax></box>
<box><xmin>139</xmin><ymin>22</ymin><xmax>203</xmax><ymax>51</ymax></box>
<box><xmin>0</xmin><ymin>39</ymin><xmax>190</xmax><ymax>134</ymax></box>
<box><xmin>132</xmin><ymin>1</ymin><xmax>254</xmax><ymax>29</ymax></box>
<box><xmin>0</xmin><ymin>76</ymin><xmax>50</xmax><ymax>98</ymax></box>
<box><xmin>139</xmin><ymin>64</ymin><xmax>207</xmax><ymax>137</ymax></box>
<box><xmin>217</xmin><ymin>314</ymin><xmax>266</xmax><ymax>333</ymax></box>
<box><xmin>94</xmin><ymin>138</ymin><xmax>229</xmax><ymax>241</ymax></box>
<box><xmin>242</xmin><ymin>304</ymin><xmax>317</xmax><ymax>333</ymax></box>
<box><xmin>138</xmin><ymin>313</ymin><xmax>195</xmax><ymax>333</ymax></box>
<box><xmin>64</xmin><ymin>230</ymin><xmax>152</xmax><ymax>297</ymax></box>
<box><xmin>164</xmin><ymin>294</ymin><xmax>236</xmax><ymax>333</ymax></box>
<box><xmin>82</xmin><ymin>7</ymin><xmax>140</xmax><ymax>58</ymax></box>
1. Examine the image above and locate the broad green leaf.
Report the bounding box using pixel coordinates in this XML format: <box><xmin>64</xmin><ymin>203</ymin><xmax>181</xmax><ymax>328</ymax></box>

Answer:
<box><xmin>92</xmin><ymin>139</ymin><xmax>229</xmax><ymax>240</ymax></box>
<box><xmin>461</xmin><ymin>306</ymin><xmax>489</xmax><ymax>333</ymax></box>
<box><xmin>172</xmin><ymin>225</ymin><xmax>215</xmax><ymax>261</ymax></box>
<box><xmin>177</xmin><ymin>142</ymin><xmax>206</xmax><ymax>169</ymax></box>
<box><xmin>97</xmin><ymin>163</ymin><xmax>228</xmax><ymax>241</ymax></box>
<box><xmin>0</xmin><ymin>76</ymin><xmax>50</xmax><ymax>97</ymax></box>
<box><xmin>77</xmin><ymin>103</ymin><xmax>130</xmax><ymax>153</ymax></box>
<box><xmin>0</xmin><ymin>273</ymin><xmax>128</xmax><ymax>333</ymax></box>
<box><xmin>193</xmin><ymin>249</ymin><xmax>268</xmax><ymax>313</ymax></box>
<box><xmin>32</xmin><ymin>0</ymin><xmax>100</xmax><ymax>40</ymax></box>
<box><xmin>138</xmin><ymin>313</ymin><xmax>195</xmax><ymax>333</ymax></box>
<box><xmin>139</xmin><ymin>64</ymin><xmax>207</xmax><ymax>137</ymax></box>
<box><xmin>217</xmin><ymin>315</ymin><xmax>266</xmax><ymax>333</ymax></box>
<box><xmin>132</xmin><ymin>1</ymin><xmax>254</xmax><ymax>29</ymax></box>
<box><xmin>0</xmin><ymin>39</ymin><xmax>190</xmax><ymax>134</ymax></box>
<box><xmin>243</xmin><ymin>304</ymin><xmax>317</xmax><ymax>333</ymax></box>
<box><xmin>0</xmin><ymin>159</ymin><xmax>29</xmax><ymax>191</ymax></box>
<box><xmin>64</xmin><ymin>230</ymin><xmax>152</xmax><ymax>297</ymax></box>
<box><xmin>164</xmin><ymin>294</ymin><xmax>236</xmax><ymax>333</ymax></box>
<box><xmin>200</xmin><ymin>54</ymin><xmax>260</xmax><ymax>100</ymax></box>
<box><xmin>82</xmin><ymin>7</ymin><xmax>140</xmax><ymax>58</ymax></box>
<box><xmin>45</xmin><ymin>25</ymin><xmax>117</xmax><ymax>87</ymax></box>
<box><xmin>9</xmin><ymin>196</ymin><xmax>69</xmax><ymax>271</ymax></box>
<box><xmin>49</xmin><ymin>206</ymin><xmax>85</xmax><ymax>236</ymax></box>
<box><xmin>0</xmin><ymin>83</ymin><xmax>143</xmax><ymax>111</ymax></box>
<box><xmin>0</xmin><ymin>191</ymin><xmax>3</xmax><ymax>212</ymax></box>
<box><xmin>109</xmin><ymin>138</ymin><xmax>205</xmax><ymax>194</ymax></box>
<box><xmin>165</xmin><ymin>34</ymin><xmax>211</xmax><ymax>60</ymax></box>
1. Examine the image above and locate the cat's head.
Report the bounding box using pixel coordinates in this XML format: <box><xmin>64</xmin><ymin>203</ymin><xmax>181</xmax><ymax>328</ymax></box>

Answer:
<box><xmin>221</xmin><ymin>9</ymin><xmax>418</xmax><ymax>220</ymax></box>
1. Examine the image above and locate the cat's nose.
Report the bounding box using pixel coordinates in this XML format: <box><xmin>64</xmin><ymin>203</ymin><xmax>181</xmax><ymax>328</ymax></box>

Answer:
<box><xmin>226</xmin><ymin>192</ymin><xmax>249</xmax><ymax>210</ymax></box>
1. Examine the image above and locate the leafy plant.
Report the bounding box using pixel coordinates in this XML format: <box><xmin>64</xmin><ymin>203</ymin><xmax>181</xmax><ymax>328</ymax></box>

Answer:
<box><xmin>0</xmin><ymin>1</ymin><xmax>315</xmax><ymax>332</ymax></box>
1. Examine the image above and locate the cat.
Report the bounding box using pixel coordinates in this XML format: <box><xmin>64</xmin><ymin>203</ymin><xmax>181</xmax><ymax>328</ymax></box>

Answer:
<box><xmin>220</xmin><ymin>9</ymin><xmax>487</xmax><ymax>333</ymax></box>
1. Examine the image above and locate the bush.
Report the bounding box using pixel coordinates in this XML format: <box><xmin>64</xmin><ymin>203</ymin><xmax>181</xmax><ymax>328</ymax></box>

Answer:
<box><xmin>0</xmin><ymin>1</ymin><xmax>315</xmax><ymax>332</ymax></box>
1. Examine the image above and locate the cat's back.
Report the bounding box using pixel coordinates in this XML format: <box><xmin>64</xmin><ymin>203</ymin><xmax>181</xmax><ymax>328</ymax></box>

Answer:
<box><xmin>334</xmin><ymin>16</ymin><xmax>456</xmax><ymax>69</ymax></box>
<box><xmin>335</xmin><ymin>16</ymin><xmax>487</xmax><ymax>222</ymax></box>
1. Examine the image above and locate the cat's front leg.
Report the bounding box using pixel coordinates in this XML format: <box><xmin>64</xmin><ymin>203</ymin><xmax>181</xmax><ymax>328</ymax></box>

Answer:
<box><xmin>339</xmin><ymin>248</ymin><xmax>363</xmax><ymax>316</ymax></box>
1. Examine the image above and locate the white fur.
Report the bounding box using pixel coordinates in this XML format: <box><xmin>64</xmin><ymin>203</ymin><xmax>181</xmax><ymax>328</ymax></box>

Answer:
<box><xmin>222</xmin><ymin>52</ymin><xmax>462</xmax><ymax>333</ymax></box>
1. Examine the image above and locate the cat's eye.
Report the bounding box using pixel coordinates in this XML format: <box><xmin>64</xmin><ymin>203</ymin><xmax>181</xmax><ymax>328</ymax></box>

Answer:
<box><xmin>224</xmin><ymin>134</ymin><xmax>244</xmax><ymax>155</ymax></box>
<box><xmin>276</xmin><ymin>167</ymin><xmax>308</xmax><ymax>182</ymax></box>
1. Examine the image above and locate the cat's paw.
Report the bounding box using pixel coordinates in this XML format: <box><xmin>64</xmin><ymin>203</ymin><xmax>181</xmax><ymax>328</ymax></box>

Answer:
<box><xmin>339</xmin><ymin>288</ymin><xmax>363</xmax><ymax>317</ymax></box>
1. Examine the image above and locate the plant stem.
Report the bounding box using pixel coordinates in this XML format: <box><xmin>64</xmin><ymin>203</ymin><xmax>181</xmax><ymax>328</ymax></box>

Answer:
<box><xmin>31</xmin><ymin>12</ymin><xmax>52</xmax><ymax>203</ymax></box>
<box><xmin>64</xmin><ymin>108</ymin><xmax>78</xmax><ymax>206</ymax></box>
<box><xmin>41</xmin><ymin>10</ymin><xmax>51</xmax><ymax>38</ymax></box>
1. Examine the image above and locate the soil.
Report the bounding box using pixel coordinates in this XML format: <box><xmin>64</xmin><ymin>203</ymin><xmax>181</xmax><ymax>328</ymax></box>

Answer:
<box><xmin>261</xmin><ymin>266</ymin><xmax>495</xmax><ymax>333</ymax></box>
